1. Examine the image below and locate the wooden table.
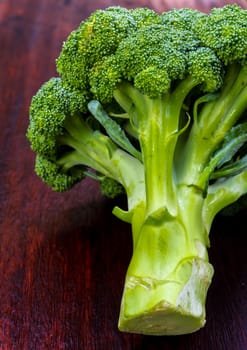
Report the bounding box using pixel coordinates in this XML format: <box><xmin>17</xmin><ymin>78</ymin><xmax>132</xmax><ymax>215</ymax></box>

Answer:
<box><xmin>1</xmin><ymin>1</ymin><xmax>247</xmax><ymax>349</ymax></box>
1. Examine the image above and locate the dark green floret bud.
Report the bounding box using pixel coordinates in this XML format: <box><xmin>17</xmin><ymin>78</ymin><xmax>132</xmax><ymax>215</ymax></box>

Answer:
<box><xmin>56</xmin><ymin>28</ymin><xmax>89</xmax><ymax>91</ymax></box>
<box><xmin>130</xmin><ymin>7</ymin><xmax>162</xmax><ymax>27</ymax></box>
<box><xmin>89</xmin><ymin>55</ymin><xmax>122</xmax><ymax>103</ymax></box>
<box><xmin>100</xmin><ymin>176</ymin><xmax>125</xmax><ymax>198</ymax></box>
<box><xmin>35</xmin><ymin>154</ymin><xmax>85</xmax><ymax>192</ymax></box>
<box><xmin>56</xmin><ymin>7</ymin><xmax>136</xmax><ymax>90</ymax></box>
<box><xmin>78</xmin><ymin>7</ymin><xmax>136</xmax><ymax>65</ymax></box>
<box><xmin>134</xmin><ymin>67</ymin><xmax>171</xmax><ymax>98</ymax></box>
<box><xmin>188</xmin><ymin>47</ymin><xmax>223</xmax><ymax>92</ymax></box>
<box><xmin>115</xmin><ymin>24</ymin><xmax>192</xmax><ymax>95</ymax></box>
<box><xmin>161</xmin><ymin>8</ymin><xmax>206</xmax><ymax>31</ymax></box>
<box><xmin>27</xmin><ymin>77</ymin><xmax>88</xmax><ymax>159</ymax></box>
<box><xmin>194</xmin><ymin>5</ymin><xmax>247</xmax><ymax>64</ymax></box>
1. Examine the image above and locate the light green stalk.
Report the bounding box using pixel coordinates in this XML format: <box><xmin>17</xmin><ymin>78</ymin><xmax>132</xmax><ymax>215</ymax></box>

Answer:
<box><xmin>113</xmin><ymin>80</ymin><xmax>215</xmax><ymax>335</ymax></box>
<box><xmin>118</xmin><ymin>185</ymin><xmax>213</xmax><ymax>335</ymax></box>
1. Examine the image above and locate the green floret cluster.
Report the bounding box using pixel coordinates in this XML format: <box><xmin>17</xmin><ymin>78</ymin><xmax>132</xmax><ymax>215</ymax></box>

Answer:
<box><xmin>27</xmin><ymin>5</ymin><xmax>247</xmax><ymax>336</ymax></box>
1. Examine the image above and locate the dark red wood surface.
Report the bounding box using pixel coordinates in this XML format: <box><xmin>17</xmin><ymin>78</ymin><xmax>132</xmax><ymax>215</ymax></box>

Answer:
<box><xmin>1</xmin><ymin>1</ymin><xmax>247</xmax><ymax>349</ymax></box>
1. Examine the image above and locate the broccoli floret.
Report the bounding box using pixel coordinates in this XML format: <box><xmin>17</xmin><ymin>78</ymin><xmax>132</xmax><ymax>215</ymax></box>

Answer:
<box><xmin>194</xmin><ymin>4</ymin><xmax>247</xmax><ymax>64</ymax></box>
<box><xmin>27</xmin><ymin>77</ymin><xmax>88</xmax><ymax>158</ymax></box>
<box><xmin>27</xmin><ymin>5</ymin><xmax>247</xmax><ymax>336</ymax></box>
<box><xmin>161</xmin><ymin>7</ymin><xmax>206</xmax><ymax>31</ymax></box>
<box><xmin>27</xmin><ymin>77</ymin><xmax>144</xmax><ymax>199</ymax></box>
<box><xmin>100</xmin><ymin>176</ymin><xmax>125</xmax><ymax>198</ymax></box>
<box><xmin>34</xmin><ymin>154</ymin><xmax>85</xmax><ymax>192</ymax></box>
<box><xmin>56</xmin><ymin>6</ymin><xmax>161</xmax><ymax>91</ymax></box>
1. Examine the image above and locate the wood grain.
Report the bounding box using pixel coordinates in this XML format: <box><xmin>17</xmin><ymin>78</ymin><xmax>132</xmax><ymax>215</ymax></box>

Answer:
<box><xmin>0</xmin><ymin>1</ymin><xmax>247</xmax><ymax>349</ymax></box>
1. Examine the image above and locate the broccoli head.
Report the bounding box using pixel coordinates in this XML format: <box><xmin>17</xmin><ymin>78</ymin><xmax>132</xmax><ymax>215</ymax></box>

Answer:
<box><xmin>27</xmin><ymin>5</ymin><xmax>247</xmax><ymax>336</ymax></box>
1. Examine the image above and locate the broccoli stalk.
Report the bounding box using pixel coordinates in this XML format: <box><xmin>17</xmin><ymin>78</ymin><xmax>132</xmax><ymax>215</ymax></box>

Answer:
<box><xmin>103</xmin><ymin>81</ymin><xmax>214</xmax><ymax>335</ymax></box>
<box><xmin>27</xmin><ymin>5</ymin><xmax>247</xmax><ymax>335</ymax></box>
<box><xmin>180</xmin><ymin>63</ymin><xmax>247</xmax><ymax>190</ymax></box>
<box><xmin>118</xmin><ymin>190</ymin><xmax>213</xmax><ymax>335</ymax></box>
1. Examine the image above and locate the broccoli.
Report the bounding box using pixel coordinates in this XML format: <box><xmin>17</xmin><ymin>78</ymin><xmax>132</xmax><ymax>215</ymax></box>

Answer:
<box><xmin>27</xmin><ymin>5</ymin><xmax>247</xmax><ymax>335</ymax></box>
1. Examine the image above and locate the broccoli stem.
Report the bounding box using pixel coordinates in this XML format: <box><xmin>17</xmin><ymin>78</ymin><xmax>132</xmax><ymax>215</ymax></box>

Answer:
<box><xmin>118</xmin><ymin>185</ymin><xmax>213</xmax><ymax>335</ymax></box>
<box><xmin>113</xmin><ymin>79</ymin><xmax>217</xmax><ymax>335</ymax></box>
<box><xmin>199</xmin><ymin>63</ymin><xmax>247</xmax><ymax>138</ymax></box>
<box><xmin>139</xmin><ymin>94</ymin><xmax>178</xmax><ymax>217</ymax></box>
<box><xmin>114</xmin><ymin>77</ymin><xmax>199</xmax><ymax>217</ymax></box>
<box><xmin>58</xmin><ymin>113</ymin><xmax>146</xmax><ymax>210</ymax></box>
<box><xmin>203</xmin><ymin>170</ymin><xmax>247</xmax><ymax>231</ymax></box>
<box><xmin>179</xmin><ymin>63</ymin><xmax>247</xmax><ymax>190</ymax></box>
